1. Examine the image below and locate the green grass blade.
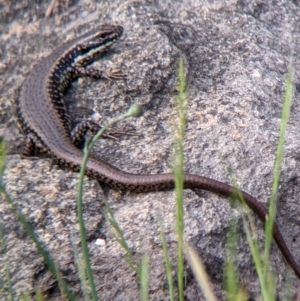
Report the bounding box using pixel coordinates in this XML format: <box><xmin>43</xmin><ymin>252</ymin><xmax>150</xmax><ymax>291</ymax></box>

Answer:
<box><xmin>139</xmin><ymin>255</ymin><xmax>150</xmax><ymax>301</ymax></box>
<box><xmin>0</xmin><ymin>188</ymin><xmax>76</xmax><ymax>300</ymax></box>
<box><xmin>77</xmin><ymin>105</ymin><xmax>142</xmax><ymax>301</ymax></box>
<box><xmin>0</xmin><ymin>225</ymin><xmax>14</xmax><ymax>301</ymax></box>
<box><xmin>104</xmin><ymin>199</ymin><xmax>136</xmax><ymax>272</ymax></box>
<box><xmin>282</xmin><ymin>270</ymin><xmax>294</xmax><ymax>301</ymax></box>
<box><xmin>0</xmin><ymin>139</ymin><xmax>75</xmax><ymax>300</ymax></box>
<box><xmin>74</xmin><ymin>248</ymin><xmax>91</xmax><ymax>301</ymax></box>
<box><xmin>264</xmin><ymin>62</ymin><xmax>293</xmax><ymax>279</ymax></box>
<box><xmin>173</xmin><ymin>57</ymin><xmax>188</xmax><ymax>301</ymax></box>
<box><xmin>0</xmin><ymin>142</ymin><xmax>13</xmax><ymax>301</ymax></box>
<box><xmin>228</xmin><ymin>178</ymin><xmax>275</xmax><ymax>299</ymax></box>
<box><xmin>35</xmin><ymin>288</ymin><xmax>45</xmax><ymax>301</ymax></box>
<box><xmin>20</xmin><ymin>291</ymin><xmax>30</xmax><ymax>301</ymax></box>
<box><xmin>224</xmin><ymin>219</ymin><xmax>239</xmax><ymax>301</ymax></box>
<box><xmin>77</xmin><ymin>145</ymin><xmax>98</xmax><ymax>301</ymax></box>
<box><xmin>158</xmin><ymin>216</ymin><xmax>174</xmax><ymax>301</ymax></box>
<box><xmin>241</xmin><ymin>211</ymin><xmax>275</xmax><ymax>300</ymax></box>
<box><xmin>219</xmin><ymin>148</ymin><xmax>277</xmax><ymax>300</ymax></box>
<box><xmin>0</xmin><ymin>137</ymin><xmax>6</xmax><ymax>177</ymax></box>
<box><xmin>185</xmin><ymin>243</ymin><xmax>218</xmax><ymax>301</ymax></box>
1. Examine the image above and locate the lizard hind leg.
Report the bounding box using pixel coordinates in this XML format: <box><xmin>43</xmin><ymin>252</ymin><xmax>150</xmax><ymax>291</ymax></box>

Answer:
<box><xmin>71</xmin><ymin>119</ymin><xmax>121</xmax><ymax>148</ymax></box>
<box><xmin>72</xmin><ymin>65</ymin><xmax>126</xmax><ymax>80</ymax></box>
<box><xmin>71</xmin><ymin>119</ymin><xmax>142</xmax><ymax>149</ymax></box>
<box><xmin>71</xmin><ymin>120</ymin><xmax>102</xmax><ymax>148</ymax></box>
<box><xmin>21</xmin><ymin>133</ymin><xmax>50</xmax><ymax>158</ymax></box>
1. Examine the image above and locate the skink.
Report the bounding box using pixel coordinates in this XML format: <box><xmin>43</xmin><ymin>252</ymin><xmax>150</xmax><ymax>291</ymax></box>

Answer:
<box><xmin>17</xmin><ymin>24</ymin><xmax>300</xmax><ymax>280</ymax></box>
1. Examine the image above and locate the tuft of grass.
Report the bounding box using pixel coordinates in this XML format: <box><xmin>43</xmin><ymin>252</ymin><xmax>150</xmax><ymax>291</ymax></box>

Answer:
<box><xmin>221</xmin><ymin>61</ymin><xmax>294</xmax><ymax>300</ymax></box>
<box><xmin>245</xmin><ymin>60</ymin><xmax>294</xmax><ymax>299</ymax></box>
<box><xmin>174</xmin><ymin>58</ymin><xmax>294</xmax><ymax>300</ymax></box>
<box><xmin>220</xmin><ymin>148</ymin><xmax>276</xmax><ymax>300</ymax></box>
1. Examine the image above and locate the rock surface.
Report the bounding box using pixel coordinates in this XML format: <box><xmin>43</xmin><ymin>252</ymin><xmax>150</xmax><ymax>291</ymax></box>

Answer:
<box><xmin>1</xmin><ymin>0</ymin><xmax>300</xmax><ymax>300</ymax></box>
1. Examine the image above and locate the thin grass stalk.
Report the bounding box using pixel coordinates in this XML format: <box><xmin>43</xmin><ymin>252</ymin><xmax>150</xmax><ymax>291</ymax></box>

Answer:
<box><xmin>224</xmin><ymin>218</ymin><xmax>239</xmax><ymax>301</ymax></box>
<box><xmin>221</xmin><ymin>158</ymin><xmax>275</xmax><ymax>299</ymax></box>
<box><xmin>139</xmin><ymin>255</ymin><xmax>150</xmax><ymax>301</ymax></box>
<box><xmin>1</xmin><ymin>188</ymin><xmax>76</xmax><ymax>300</ymax></box>
<box><xmin>77</xmin><ymin>105</ymin><xmax>142</xmax><ymax>301</ymax></box>
<box><xmin>264</xmin><ymin>62</ymin><xmax>293</xmax><ymax>278</ymax></box>
<box><xmin>158</xmin><ymin>216</ymin><xmax>174</xmax><ymax>301</ymax></box>
<box><xmin>104</xmin><ymin>199</ymin><xmax>136</xmax><ymax>272</ymax></box>
<box><xmin>185</xmin><ymin>243</ymin><xmax>218</xmax><ymax>301</ymax></box>
<box><xmin>0</xmin><ymin>226</ymin><xmax>13</xmax><ymax>301</ymax></box>
<box><xmin>173</xmin><ymin>57</ymin><xmax>188</xmax><ymax>301</ymax></box>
